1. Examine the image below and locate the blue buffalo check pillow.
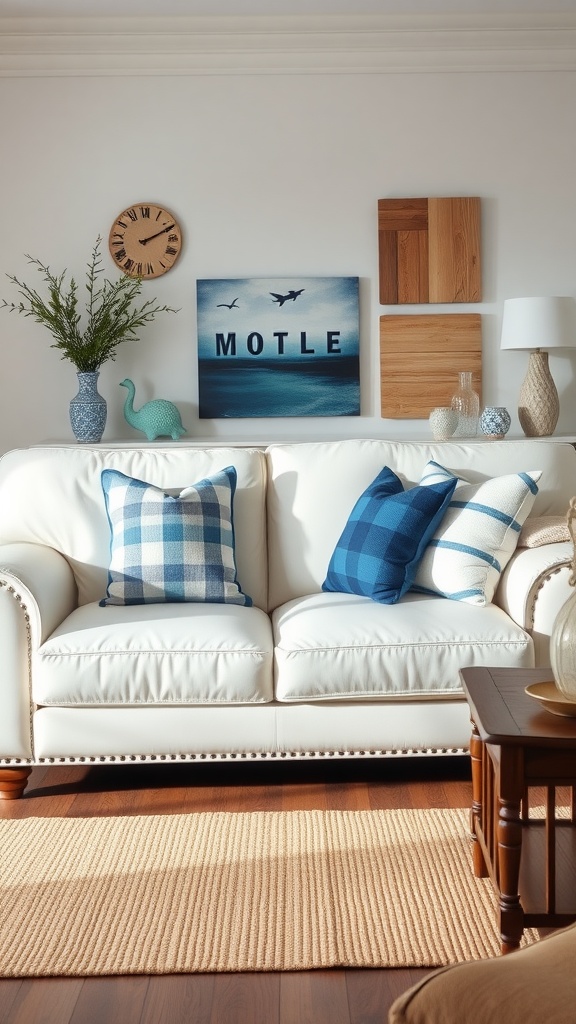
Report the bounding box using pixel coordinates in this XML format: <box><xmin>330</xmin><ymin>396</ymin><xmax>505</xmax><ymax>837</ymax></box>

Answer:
<box><xmin>100</xmin><ymin>466</ymin><xmax>251</xmax><ymax>607</ymax></box>
<box><xmin>322</xmin><ymin>466</ymin><xmax>457</xmax><ymax>604</ymax></box>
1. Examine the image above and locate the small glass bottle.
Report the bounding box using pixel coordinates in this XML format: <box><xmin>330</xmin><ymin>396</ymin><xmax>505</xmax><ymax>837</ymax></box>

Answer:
<box><xmin>450</xmin><ymin>371</ymin><xmax>480</xmax><ymax>438</ymax></box>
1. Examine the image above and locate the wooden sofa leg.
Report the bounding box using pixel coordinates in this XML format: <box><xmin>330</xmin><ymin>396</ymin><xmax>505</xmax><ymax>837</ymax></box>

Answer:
<box><xmin>0</xmin><ymin>767</ymin><xmax>32</xmax><ymax>800</ymax></box>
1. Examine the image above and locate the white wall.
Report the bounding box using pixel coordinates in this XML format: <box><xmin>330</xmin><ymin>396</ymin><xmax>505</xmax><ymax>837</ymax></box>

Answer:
<box><xmin>1</xmin><ymin>19</ymin><xmax>575</xmax><ymax>453</ymax></box>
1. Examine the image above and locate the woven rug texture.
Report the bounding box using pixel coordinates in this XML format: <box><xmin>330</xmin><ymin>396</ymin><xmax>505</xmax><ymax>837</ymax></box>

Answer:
<box><xmin>0</xmin><ymin>807</ymin><xmax>534</xmax><ymax>977</ymax></box>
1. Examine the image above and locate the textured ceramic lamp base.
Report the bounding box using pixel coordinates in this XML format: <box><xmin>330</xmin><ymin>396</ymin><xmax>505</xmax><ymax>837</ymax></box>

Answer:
<box><xmin>518</xmin><ymin>350</ymin><xmax>559</xmax><ymax>437</ymax></box>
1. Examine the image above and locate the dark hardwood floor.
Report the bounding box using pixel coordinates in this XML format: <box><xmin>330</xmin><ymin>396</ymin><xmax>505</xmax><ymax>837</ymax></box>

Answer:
<box><xmin>0</xmin><ymin>756</ymin><xmax>474</xmax><ymax>1024</ymax></box>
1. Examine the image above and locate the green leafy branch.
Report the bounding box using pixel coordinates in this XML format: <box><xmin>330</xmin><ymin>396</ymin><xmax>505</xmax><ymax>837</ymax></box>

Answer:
<box><xmin>1</xmin><ymin>237</ymin><xmax>178</xmax><ymax>373</ymax></box>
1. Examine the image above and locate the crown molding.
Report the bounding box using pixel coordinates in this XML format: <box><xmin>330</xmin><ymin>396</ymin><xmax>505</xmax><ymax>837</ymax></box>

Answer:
<box><xmin>1</xmin><ymin>14</ymin><xmax>575</xmax><ymax>76</ymax></box>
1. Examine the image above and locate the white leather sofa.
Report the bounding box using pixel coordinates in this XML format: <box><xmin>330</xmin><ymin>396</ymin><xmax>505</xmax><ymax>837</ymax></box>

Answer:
<box><xmin>0</xmin><ymin>438</ymin><xmax>574</xmax><ymax>799</ymax></box>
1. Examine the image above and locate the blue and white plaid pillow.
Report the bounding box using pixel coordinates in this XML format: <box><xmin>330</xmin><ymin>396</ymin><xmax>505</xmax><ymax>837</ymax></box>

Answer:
<box><xmin>412</xmin><ymin>460</ymin><xmax>541</xmax><ymax>605</ymax></box>
<box><xmin>100</xmin><ymin>466</ymin><xmax>252</xmax><ymax>607</ymax></box>
<box><xmin>322</xmin><ymin>465</ymin><xmax>457</xmax><ymax>604</ymax></box>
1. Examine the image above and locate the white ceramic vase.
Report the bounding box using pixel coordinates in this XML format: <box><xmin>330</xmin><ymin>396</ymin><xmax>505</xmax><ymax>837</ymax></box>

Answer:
<box><xmin>429</xmin><ymin>407</ymin><xmax>458</xmax><ymax>441</ymax></box>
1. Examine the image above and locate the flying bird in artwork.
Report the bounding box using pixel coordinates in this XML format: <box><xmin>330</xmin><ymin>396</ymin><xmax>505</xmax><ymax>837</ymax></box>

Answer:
<box><xmin>217</xmin><ymin>298</ymin><xmax>239</xmax><ymax>309</ymax></box>
<box><xmin>270</xmin><ymin>289</ymin><xmax>305</xmax><ymax>307</ymax></box>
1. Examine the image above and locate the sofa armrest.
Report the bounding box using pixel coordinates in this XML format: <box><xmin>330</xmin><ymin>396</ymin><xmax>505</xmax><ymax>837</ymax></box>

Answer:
<box><xmin>388</xmin><ymin>921</ymin><xmax>576</xmax><ymax>1024</ymax></box>
<box><xmin>0</xmin><ymin>543</ymin><xmax>77</xmax><ymax>760</ymax></box>
<box><xmin>494</xmin><ymin>541</ymin><xmax>573</xmax><ymax>666</ymax></box>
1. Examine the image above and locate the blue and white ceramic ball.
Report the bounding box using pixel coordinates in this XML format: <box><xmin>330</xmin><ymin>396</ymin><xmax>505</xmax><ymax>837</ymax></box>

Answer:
<box><xmin>480</xmin><ymin>406</ymin><xmax>511</xmax><ymax>439</ymax></box>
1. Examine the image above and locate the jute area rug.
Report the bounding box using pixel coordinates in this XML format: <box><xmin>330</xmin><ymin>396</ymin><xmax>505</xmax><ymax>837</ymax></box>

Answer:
<box><xmin>0</xmin><ymin>807</ymin><xmax>535</xmax><ymax>977</ymax></box>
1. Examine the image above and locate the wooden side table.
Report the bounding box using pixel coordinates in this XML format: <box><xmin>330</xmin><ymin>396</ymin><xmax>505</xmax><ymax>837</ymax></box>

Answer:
<box><xmin>460</xmin><ymin>666</ymin><xmax>576</xmax><ymax>954</ymax></box>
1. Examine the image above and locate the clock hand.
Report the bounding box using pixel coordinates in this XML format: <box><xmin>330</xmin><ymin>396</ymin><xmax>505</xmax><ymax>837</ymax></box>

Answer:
<box><xmin>139</xmin><ymin>223</ymin><xmax>175</xmax><ymax>246</ymax></box>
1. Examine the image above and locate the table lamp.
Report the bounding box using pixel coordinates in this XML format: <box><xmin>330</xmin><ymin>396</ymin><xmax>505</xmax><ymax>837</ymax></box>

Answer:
<box><xmin>500</xmin><ymin>296</ymin><xmax>576</xmax><ymax>436</ymax></box>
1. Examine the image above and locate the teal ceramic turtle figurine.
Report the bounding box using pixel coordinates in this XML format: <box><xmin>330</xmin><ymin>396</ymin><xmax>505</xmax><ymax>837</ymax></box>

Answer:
<box><xmin>120</xmin><ymin>379</ymin><xmax>187</xmax><ymax>441</ymax></box>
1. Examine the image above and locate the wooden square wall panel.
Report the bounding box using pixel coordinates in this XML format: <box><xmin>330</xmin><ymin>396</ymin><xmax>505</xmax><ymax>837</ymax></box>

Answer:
<box><xmin>378</xmin><ymin>197</ymin><xmax>481</xmax><ymax>304</ymax></box>
<box><xmin>380</xmin><ymin>313</ymin><xmax>482</xmax><ymax>418</ymax></box>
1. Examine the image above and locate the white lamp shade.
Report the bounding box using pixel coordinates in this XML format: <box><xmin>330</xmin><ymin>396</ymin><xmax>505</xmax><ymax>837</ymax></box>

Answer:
<box><xmin>501</xmin><ymin>296</ymin><xmax>576</xmax><ymax>351</ymax></box>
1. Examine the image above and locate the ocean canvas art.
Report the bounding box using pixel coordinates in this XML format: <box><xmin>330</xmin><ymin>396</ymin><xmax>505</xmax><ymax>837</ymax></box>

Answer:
<box><xmin>197</xmin><ymin>277</ymin><xmax>360</xmax><ymax>418</ymax></box>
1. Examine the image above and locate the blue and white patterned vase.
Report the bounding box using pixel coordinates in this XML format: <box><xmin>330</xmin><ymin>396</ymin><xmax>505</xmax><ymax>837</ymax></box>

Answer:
<box><xmin>69</xmin><ymin>371</ymin><xmax>107</xmax><ymax>444</ymax></box>
<box><xmin>479</xmin><ymin>406</ymin><xmax>511</xmax><ymax>439</ymax></box>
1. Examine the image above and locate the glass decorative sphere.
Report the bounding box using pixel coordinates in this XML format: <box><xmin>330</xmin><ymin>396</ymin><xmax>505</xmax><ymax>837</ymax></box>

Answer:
<box><xmin>551</xmin><ymin>588</ymin><xmax>576</xmax><ymax>700</ymax></box>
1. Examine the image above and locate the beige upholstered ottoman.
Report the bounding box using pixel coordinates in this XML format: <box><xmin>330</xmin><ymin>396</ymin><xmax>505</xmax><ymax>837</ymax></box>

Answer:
<box><xmin>389</xmin><ymin>922</ymin><xmax>576</xmax><ymax>1024</ymax></box>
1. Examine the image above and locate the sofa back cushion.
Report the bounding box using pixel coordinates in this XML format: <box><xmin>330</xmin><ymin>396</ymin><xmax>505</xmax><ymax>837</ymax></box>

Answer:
<box><xmin>0</xmin><ymin>445</ymin><xmax>268</xmax><ymax>610</ymax></box>
<box><xmin>265</xmin><ymin>439</ymin><xmax>576</xmax><ymax>610</ymax></box>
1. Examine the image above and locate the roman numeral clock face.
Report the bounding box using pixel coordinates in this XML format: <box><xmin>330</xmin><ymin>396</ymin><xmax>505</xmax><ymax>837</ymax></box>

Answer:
<box><xmin>108</xmin><ymin>203</ymin><xmax>183</xmax><ymax>279</ymax></box>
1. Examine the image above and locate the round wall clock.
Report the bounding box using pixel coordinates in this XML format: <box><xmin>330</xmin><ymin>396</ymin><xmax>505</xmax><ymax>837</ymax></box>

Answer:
<box><xmin>108</xmin><ymin>203</ymin><xmax>183</xmax><ymax>279</ymax></box>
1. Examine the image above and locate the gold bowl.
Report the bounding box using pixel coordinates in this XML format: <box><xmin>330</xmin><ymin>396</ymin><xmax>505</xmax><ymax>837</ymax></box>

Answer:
<box><xmin>525</xmin><ymin>680</ymin><xmax>576</xmax><ymax>718</ymax></box>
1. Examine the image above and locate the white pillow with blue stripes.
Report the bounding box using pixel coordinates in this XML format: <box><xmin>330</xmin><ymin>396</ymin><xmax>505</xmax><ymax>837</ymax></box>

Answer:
<box><xmin>411</xmin><ymin>460</ymin><xmax>541</xmax><ymax>606</ymax></box>
<box><xmin>100</xmin><ymin>466</ymin><xmax>251</xmax><ymax>607</ymax></box>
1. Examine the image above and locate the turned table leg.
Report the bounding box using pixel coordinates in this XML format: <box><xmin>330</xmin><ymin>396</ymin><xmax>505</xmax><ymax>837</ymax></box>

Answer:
<box><xmin>470</xmin><ymin>720</ymin><xmax>489</xmax><ymax>877</ymax></box>
<box><xmin>0</xmin><ymin>767</ymin><xmax>32</xmax><ymax>800</ymax></box>
<box><xmin>497</xmin><ymin>748</ymin><xmax>524</xmax><ymax>954</ymax></box>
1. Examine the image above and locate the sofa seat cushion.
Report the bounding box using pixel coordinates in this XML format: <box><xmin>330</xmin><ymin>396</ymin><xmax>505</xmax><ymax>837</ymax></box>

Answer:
<box><xmin>33</xmin><ymin>603</ymin><xmax>273</xmax><ymax>706</ymax></box>
<box><xmin>273</xmin><ymin>592</ymin><xmax>533</xmax><ymax>702</ymax></box>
